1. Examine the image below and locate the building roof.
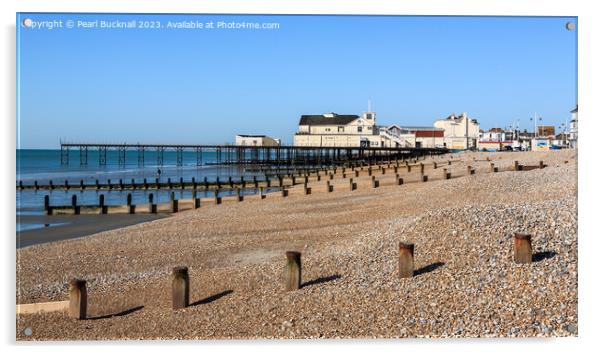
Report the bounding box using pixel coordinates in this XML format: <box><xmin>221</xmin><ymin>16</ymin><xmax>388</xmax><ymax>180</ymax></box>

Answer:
<box><xmin>399</xmin><ymin>126</ymin><xmax>444</xmax><ymax>131</ymax></box>
<box><xmin>571</xmin><ymin>105</ymin><xmax>578</xmax><ymax>113</ymax></box>
<box><xmin>488</xmin><ymin>128</ymin><xmax>504</xmax><ymax>133</ymax></box>
<box><xmin>299</xmin><ymin>114</ymin><xmax>359</xmax><ymax>126</ymax></box>
<box><xmin>236</xmin><ymin>134</ymin><xmax>267</xmax><ymax>138</ymax></box>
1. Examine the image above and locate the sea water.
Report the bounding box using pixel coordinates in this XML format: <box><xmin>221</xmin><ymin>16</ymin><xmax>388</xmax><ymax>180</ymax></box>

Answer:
<box><xmin>16</xmin><ymin>149</ymin><xmax>282</xmax><ymax>231</ymax></box>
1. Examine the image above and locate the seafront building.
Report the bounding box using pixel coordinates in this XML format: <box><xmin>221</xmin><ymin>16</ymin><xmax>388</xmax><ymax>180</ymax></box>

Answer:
<box><xmin>569</xmin><ymin>106</ymin><xmax>578</xmax><ymax>149</ymax></box>
<box><xmin>433</xmin><ymin>112</ymin><xmax>480</xmax><ymax>150</ymax></box>
<box><xmin>292</xmin><ymin>111</ymin><xmax>478</xmax><ymax>149</ymax></box>
<box><xmin>235</xmin><ymin>134</ymin><xmax>280</xmax><ymax>146</ymax></box>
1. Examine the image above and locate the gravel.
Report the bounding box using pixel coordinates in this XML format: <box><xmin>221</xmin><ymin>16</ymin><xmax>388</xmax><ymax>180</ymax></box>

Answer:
<box><xmin>16</xmin><ymin>150</ymin><xmax>577</xmax><ymax>340</ymax></box>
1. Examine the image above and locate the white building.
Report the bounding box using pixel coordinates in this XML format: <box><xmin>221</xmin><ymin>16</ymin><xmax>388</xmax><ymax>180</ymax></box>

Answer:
<box><xmin>569</xmin><ymin>105</ymin><xmax>578</xmax><ymax>149</ymax></box>
<box><xmin>235</xmin><ymin>134</ymin><xmax>280</xmax><ymax>146</ymax></box>
<box><xmin>433</xmin><ymin>112</ymin><xmax>480</xmax><ymax>150</ymax></box>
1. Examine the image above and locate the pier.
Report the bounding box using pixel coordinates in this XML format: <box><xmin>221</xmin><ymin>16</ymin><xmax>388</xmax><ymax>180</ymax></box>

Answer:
<box><xmin>59</xmin><ymin>142</ymin><xmax>448</xmax><ymax>166</ymax></box>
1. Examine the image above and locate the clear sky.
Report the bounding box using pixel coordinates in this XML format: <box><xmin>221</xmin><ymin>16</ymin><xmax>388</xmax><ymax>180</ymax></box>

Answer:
<box><xmin>16</xmin><ymin>13</ymin><xmax>577</xmax><ymax>149</ymax></box>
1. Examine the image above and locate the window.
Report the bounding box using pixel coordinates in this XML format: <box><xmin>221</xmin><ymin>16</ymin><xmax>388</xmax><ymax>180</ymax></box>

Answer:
<box><xmin>325</xmin><ymin>128</ymin><xmax>331</xmax><ymax>132</ymax></box>
<box><xmin>338</xmin><ymin>126</ymin><xmax>344</xmax><ymax>133</ymax></box>
<box><xmin>357</xmin><ymin>126</ymin><xmax>363</xmax><ymax>133</ymax></box>
<box><xmin>367</xmin><ymin>126</ymin><xmax>372</xmax><ymax>130</ymax></box>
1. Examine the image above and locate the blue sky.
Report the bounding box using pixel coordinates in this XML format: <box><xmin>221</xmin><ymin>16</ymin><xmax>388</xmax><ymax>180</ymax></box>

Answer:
<box><xmin>17</xmin><ymin>14</ymin><xmax>577</xmax><ymax>148</ymax></box>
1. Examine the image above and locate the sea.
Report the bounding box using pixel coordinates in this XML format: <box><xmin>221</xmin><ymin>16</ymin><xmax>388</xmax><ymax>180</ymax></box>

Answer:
<box><xmin>16</xmin><ymin>149</ymin><xmax>287</xmax><ymax>232</ymax></box>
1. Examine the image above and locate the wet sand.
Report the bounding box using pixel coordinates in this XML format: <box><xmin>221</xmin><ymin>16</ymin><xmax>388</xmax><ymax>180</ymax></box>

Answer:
<box><xmin>16</xmin><ymin>214</ymin><xmax>166</xmax><ymax>248</ymax></box>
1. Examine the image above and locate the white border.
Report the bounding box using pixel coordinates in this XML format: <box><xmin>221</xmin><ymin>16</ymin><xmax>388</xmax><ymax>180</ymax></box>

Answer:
<box><xmin>2</xmin><ymin>1</ymin><xmax>600</xmax><ymax>353</ymax></box>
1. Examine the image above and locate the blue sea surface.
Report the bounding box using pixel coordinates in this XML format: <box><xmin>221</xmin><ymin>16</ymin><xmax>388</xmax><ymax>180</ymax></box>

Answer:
<box><xmin>16</xmin><ymin>149</ymin><xmax>279</xmax><ymax>230</ymax></box>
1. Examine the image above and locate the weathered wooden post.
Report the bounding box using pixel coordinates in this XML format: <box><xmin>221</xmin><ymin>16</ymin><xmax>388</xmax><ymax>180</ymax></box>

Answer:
<box><xmin>282</xmin><ymin>186</ymin><xmax>289</xmax><ymax>197</ymax></box>
<box><xmin>237</xmin><ymin>188</ymin><xmax>244</xmax><ymax>202</ymax></box>
<box><xmin>68</xmin><ymin>279</ymin><xmax>87</xmax><ymax>320</ymax></box>
<box><xmin>65</xmin><ymin>179</ymin><xmax>70</xmax><ymax>190</ymax></box>
<box><xmin>191</xmin><ymin>177</ymin><xmax>197</xmax><ymax>189</ymax></box>
<box><xmin>72</xmin><ymin>194</ymin><xmax>79</xmax><ymax>215</ymax></box>
<box><xmin>514</xmin><ymin>160</ymin><xmax>520</xmax><ymax>171</ymax></box>
<box><xmin>180</xmin><ymin>177</ymin><xmax>185</xmax><ymax>190</ymax></box>
<box><xmin>422</xmin><ymin>175</ymin><xmax>429</xmax><ymax>182</ymax></box>
<box><xmin>260</xmin><ymin>186</ymin><xmax>266</xmax><ymax>199</ymax></box>
<box><xmin>192</xmin><ymin>190</ymin><xmax>200</xmax><ymax>209</ymax></box>
<box><xmin>407</xmin><ymin>164</ymin><xmax>412</xmax><ymax>172</ymax></box>
<box><xmin>131</xmin><ymin>178</ymin><xmax>136</xmax><ymax>190</ymax></box>
<box><xmin>204</xmin><ymin>176</ymin><xmax>209</xmax><ymax>189</ymax></box>
<box><xmin>216</xmin><ymin>177</ymin><xmax>221</xmax><ymax>189</ymax></box>
<box><xmin>44</xmin><ymin>195</ymin><xmax>50</xmax><ymax>215</ymax></box>
<box><xmin>34</xmin><ymin>180</ymin><xmax>39</xmax><ymax>190</ymax></box>
<box><xmin>443</xmin><ymin>168</ymin><xmax>451</xmax><ymax>180</ymax></box>
<box><xmin>229</xmin><ymin>176</ymin><xmax>234</xmax><ymax>188</ymax></box>
<box><xmin>420</xmin><ymin>163</ymin><xmax>425</xmax><ymax>175</ymax></box>
<box><xmin>448</xmin><ymin>160</ymin><xmax>451</xmax><ymax>166</ymax></box>
<box><xmin>394</xmin><ymin>166</ymin><xmax>398</xmax><ymax>174</ymax></box>
<box><xmin>350</xmin><ymin>178</ymin><xmax>357</xmax><ymax>191</ymax></box>
<box><xmin>167</xmin><ymin>178</ymin><xmax>173</xmax><ymax>189</ymax></box>
<box><xmin>372</xmin><ymin>178</ymin><xmax>380</xmax><ymax>188</ymax></box>
<box><xmin>148</xmin><ymin>193</ymin><xmax>156</xmax><ymax>214</ymax></box>
<box><xmin>467</xmin><ymin>165</ymin><xmax>474</xmax><ymax>175</ymax></box>
<box><xmin>127</xmin><ymin>193</ymin><xmax>135</xmax><ymax>214</ymax></box>
<box><xmin>80</xmin><ymin>179</ymin><xmax>84</xmax><ymax>191</ymax></box>
<box><xmin>433</xmin><ymin>162</ymin><xmax>437</xmax><ymax>169</ymax></box>
<box><xmin>49</xmin><ymin>180</ymin><xmax>54</xmax><ymax>190</ymax></box>
<box><xmin>155</xmin><ymin>178</ymin><xmax>160</xmax><ymax>189</ymax></box>
<box><xmin>368</xmin><ymin>167</ymin><xmax>373</xmax><ymax>176</ymax></box>
<box><xmin>240</xmin><ymin>176</ymin><xmax>246</xmax><ymax>188</ymax></box>
<box><xmin>284</xmin><ymin>251</ymin><xmax>301</xmax><ymax>291</ymax></box>
<box><xmin>381</xmin><ymin>167</ymin><xmax>386</xmax><ymax>175</ymax></box>
<box><xmin>355</xmin><ymin>170</ymin><xmax>360</xmax><ymax>177</ymax></box>
<box><xmin>304</xmin><ymin>183</ymin><xmax>312</xmax><ymax>195</ymax></box>
<box><xmin>253</xmin><ymin>176</ymin><xmax>258</xmax><ymax>188</ymax></box>
<box><xmin>490</xmin><ymin>163</ymin><xmax>495</xmax><ymax>173</ymax></box>
<box><xmin>539</xmin><ymin>160</ymin><xmax>544</xmax><ymax>169</ymax></box>
<box><xmin>398</xmin><ymin>242</ymin><xmax>415</xmax><ymax>278</ymax></box>
<box><xmin>119</xmin><ymin>179</ymin><xmax>124</xmax><ymax>190</ymax></box>
<box><xmin>513</xmin><ymin>233</ymin><xmax>533</xmax><ymax>264</ymax></box>
<box><xmin>172</xmin><ymin>266</ymin><xmax>189</xmax><ymax>310</ymax></box>
<box><xmin>397</xmin><ymin>175</ymin><xmax>404</xmax><ymax>185</ymax></box>
<box><xmin>170</xmin><ymin>192</ymin><xmax>178</xmax><ymax>212</ymax></box>
<box><xmin>99</xmin><ymin>194</ymin><xmax>106</xmax><ymax>214</ymax></box>
<box><xmin>214</xmin><ymin>189</ymin><xmax>222</xmax><ymax>204</ymax></box>
<box><xmin>278</xmin><ymin>175</ymin><xmax>283</xmax><ymax>187</ymax></box>
<box><xmin>327</xmin><ymin>180</ymin><xmax>334</xmax><ymax>192</ymax></box>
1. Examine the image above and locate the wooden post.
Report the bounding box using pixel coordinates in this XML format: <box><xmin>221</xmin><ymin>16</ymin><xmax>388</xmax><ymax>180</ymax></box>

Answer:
<box><xmin>44</xmin><ymin>195</ymin><xmax>51</xmax><ymax>215</ymax></box>
<box><xmin>433</xmin><ymin>162</ymin><xmax>437</xmax><ymax>169</ymax></box>
<box><xmin>422</xmin><ymin>175</ymin><xmax>428</xmax><ymax>182</ymax></box>
<box><xmin>304</xmin><ymin>184</ymin><xmax>312</xmax><ymax>195</ymax></box>
<box><xmin>127</xmin><ymin>193</ymin><xmax>135</xmax><ymax>214</ymax></box>
<box><xmin>99</xmin><ymin>194</ymin><xmax>106</xmax><ymax>214</ymax></box>
<box><xmin>169</xmin><ymin>192</ymin><xmax>177</xmax><ymax>212</ymax></box>
<box><xmin>355</xmin><ymin>170</ymin><xmax>359</xmax><ymax>177</ymax></box>
<box><xmin>407</xmin><ymin>165</ymin><xmax>412</xmax><ymax>172</ymax></box>
<box><xmin>514</xmin><ymin>160</ymin><xmax>520</xmax><ymax>171</ymax></box>
<box><xmin>420</xmin><ymin>163</ymin><xmax>424</xmax><ymax>175</ymax></box>
<box><xmin>467</xmin><ymin>165</ymin><xmax>474</xmax><ymax>175</ymax></box>
<box><xmin>172</xmin><ymin>266</ymin><xmax>189</xmax><ymax>310</ymax></box>
<box><xmin>181</xmin><ymin>177</ymin><xmax>185</xmax><ymax>190</ymax></box>
<box><xmin>192</xmin><ymin>177</ymin><xmax>197</xmax><ymax>189</ymax></box>
<box><xmin>214</xmin><ymin>189</ymin><xmax>222</xmax><ymax>204</ymax></box>
<box><xmin>237</xmin><ymin>188</ymin><xmax>244</xmax><ymax>202</ymax></box>
<box><xmin>448</xmin><ymin>160</ymin><xmax>451</xmax><ymax>166</ymax></box>
<box><xmin>372</xmin><ymin>179</ymin><xmax>379</xmax><ymax>188</ymax></box>
<box><xmin>327</xmin><ymin>181</ymin><xmax>333</xmax><ymax>193</ymax></box>
<box><xmin>398</xmin><ymin>242</ymin><xmax>415</xmax><ymax>278</ymax></box>
<box><xmin>282</xmin><ymin>186</ymin><xmax>289</xmax><ymax>197</ymax></box>
<box><xmin>284</xmin><ymin>251</ymin><xmax>301</xmax><ymax>291</ymax></box>
<box><xmin>49</xmin><ymin>180</ymin><xmax>54</xmax><ymax>190</ymax></box>
<box><xmin>539</xmin><ymin>160</ymin><xmax>544</xmax><ymax>169</ymax></box>
<box><xmin>490</xmin><ymin>163</ymin><xmax>495</xmax><ymax>173</ymax></box>
<box><xmin>65</xmin><ymin>180</ymin><xmax>70</xmax><ymax>190</ymax></box>
<box><xmin>131</xmin><ymin>178</ymin><xmax>136</xmax><ymax>190</ymax></box>
<box><xmin>34</xmin><ymin>180</ymin><xmax>39</xmax><ymax>190</ymax></box>
<box><xmin>259</xmin><ymin>186</ymin><xmax>266</xmax><ymax>199</ymax></box>
<box><xmin>68</xmin><ymin>279</ymin><xmax>87</xmax><ymax>320</ymax></box>
<box><xmin>443</xmin><ymin>168</ymin><xmax>451</xmax><ymax>180</ymax></box>
<box><xmin>71</xmin><ymin>195</ymin><xmax>79</xmax><ymax>215</ymax></box>
<box><xmin>513</xmin><ymin>233</ymin><xmax>532</xmax><ymax>264</ymax></box>
<box><xmin>193</xmin><ymin>190</ymin><xmax>200</xmax><ymax>209</ymax></box>
<box><xmin>148</xmin><ymin>193</ymin><xmax>156</xmax><ymax>214</ymax></box>
<box><xmin>80</xmin><ymin>179</ymin><xmax>84</xmax><ymax>191</ymax></box>
<box><xmin>119</xmin><ymin>179</ymin><xmax>124</xmax><ymax>190</ymax></box>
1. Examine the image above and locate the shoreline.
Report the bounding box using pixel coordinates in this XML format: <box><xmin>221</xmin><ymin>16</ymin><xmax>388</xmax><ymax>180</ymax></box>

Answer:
<box><xmin>16</xmin><ymin>214</ymin><xmax>166</xmax><ymax>248</ymax></box>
